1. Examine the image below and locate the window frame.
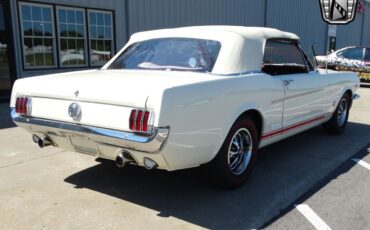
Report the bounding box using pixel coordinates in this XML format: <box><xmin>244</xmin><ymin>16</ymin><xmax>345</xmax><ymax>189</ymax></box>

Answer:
<box><xmin>17</xmin><ymin>1</ymin><xmax>116</xmax><ymax>71</ymax></box>
<box><xmin>56</xmin><ymin>6</ymin><xmax>88</xmax><ymax>68</ymax></box>
<box><xmin>87</xmin><ymin>9</ymin><xmax>114</xmax><ymax>67</ymax></box>
<box><xmin>298</xmin><ymin>42</ymin><xmax>316</xmax><ymax>72</ymax></box>
<box><xmin>18</xmin><ymin>1</ymin><xmax>57</xmax><ymax>70</ymax></box>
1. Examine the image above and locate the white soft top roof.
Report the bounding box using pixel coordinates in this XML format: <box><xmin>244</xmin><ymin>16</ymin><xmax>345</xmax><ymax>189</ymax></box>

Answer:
<box><xmin>131</xmin><ymin>26</ymin><xmax>299</xmax><ymax>42</ymax></box>
<box><xmin>105</xmin><ymin>26</ymin><xmax>300</xmax><ymax>74</ymax></box>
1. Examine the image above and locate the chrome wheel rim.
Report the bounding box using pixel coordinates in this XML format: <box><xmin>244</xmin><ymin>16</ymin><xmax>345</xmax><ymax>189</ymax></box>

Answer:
<box><xmin>337</xmin><ymin>98</ymin><xmax>348</xmax><ymax>127</ymax></box>
<box><xmin>227</xmin><ymin>128</ymin><xmax>253</xmax><ymax>176</ymax></box>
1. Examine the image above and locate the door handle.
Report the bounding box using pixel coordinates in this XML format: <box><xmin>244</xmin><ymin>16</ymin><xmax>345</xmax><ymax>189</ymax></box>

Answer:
<box><xmin>284</xmin><ymin>79</ymin><xmax>294</xmax><ymax>86</ymax></box>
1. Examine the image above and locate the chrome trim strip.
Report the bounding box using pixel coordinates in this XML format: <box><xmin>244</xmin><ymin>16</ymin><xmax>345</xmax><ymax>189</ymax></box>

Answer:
<box><xmin>10</xmin><ymin>108</ymin><xmax>169</xmax><ymax>153</ymax></box>
<box><xmin>211</xmin><ymin>70</ymin><xmax>263</xmax><ymax>77</ymax></box>
<box><xmin>27</xmin><ymin>97</ymin><xmax>32</xmax><ymax>116</ymax></box>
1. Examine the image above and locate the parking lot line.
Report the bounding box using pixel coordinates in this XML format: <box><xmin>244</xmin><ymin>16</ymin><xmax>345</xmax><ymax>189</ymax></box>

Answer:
<box><xmin>295</xmin><ymin>204</ymin><xmax>331</xmax><ymax>230</ymax></box>
<box><xmin>352</xmin><ymin>159</ymin><xmax>370</xmax><ymax>171</ymax></box>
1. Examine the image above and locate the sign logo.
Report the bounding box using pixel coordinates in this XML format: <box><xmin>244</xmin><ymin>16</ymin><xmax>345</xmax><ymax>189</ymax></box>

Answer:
<box><xmin>68</xmin><ymin>103</ymin><xmax>81</xmax><ymax>120</ymax></box>
<box><xmin>319</xmin><ymin>0</ymin><xmax>359</xmax><ymax>24</ymax></box>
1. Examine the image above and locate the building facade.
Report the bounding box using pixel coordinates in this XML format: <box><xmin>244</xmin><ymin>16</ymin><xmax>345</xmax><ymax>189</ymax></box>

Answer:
<box><xmin>1</xmin><ymin>0</ymin><xmax>370</xmax><ymax>98</ymax></box>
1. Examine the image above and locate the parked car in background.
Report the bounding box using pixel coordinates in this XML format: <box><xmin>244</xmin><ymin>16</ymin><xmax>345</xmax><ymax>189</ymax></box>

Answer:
<box><xmin>316</xmin><ymin>46</ymin><xmax>370</xmax><ymax>84</ymax></box>
<box><xmin>10</xmin><ymin>26</ymin><xmax>360</xmax><ymax>188</ymax></box>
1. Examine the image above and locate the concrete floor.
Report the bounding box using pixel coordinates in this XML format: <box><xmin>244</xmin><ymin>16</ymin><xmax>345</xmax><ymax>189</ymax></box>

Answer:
<box><xmin>0</xmin><ymin>88</ymin><xmax>369</xmax><ymax>230</ymax></box>
<box><xmin>267</xmin><ymin>147</ymin><xmax>370</xmax><ymax>230</ymax></box>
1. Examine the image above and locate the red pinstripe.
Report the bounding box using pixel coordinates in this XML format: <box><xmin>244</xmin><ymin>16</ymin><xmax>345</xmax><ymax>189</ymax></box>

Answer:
<box><xmin>261</xmin><ymin>115</ymin><xmax>326</xmax><ymax>141</ymax></box>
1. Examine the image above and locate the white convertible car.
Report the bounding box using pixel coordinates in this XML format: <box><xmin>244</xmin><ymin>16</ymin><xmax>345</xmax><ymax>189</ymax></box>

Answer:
<box><xmin>11</xmin><ymin>26</ymin><xmax>360</xmax><ymax>188</ymax></box>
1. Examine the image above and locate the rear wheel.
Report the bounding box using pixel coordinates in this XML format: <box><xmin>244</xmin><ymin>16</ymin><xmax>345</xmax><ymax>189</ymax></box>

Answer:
<box><xmin>323</xmin><ymin>93</ymin><xmax>351</xmax><ymax>134</ymax></box>
<box><xmin>210</xmin><ymin>117</ymin><xmax>258</xmax><ymax>189</ymax></box>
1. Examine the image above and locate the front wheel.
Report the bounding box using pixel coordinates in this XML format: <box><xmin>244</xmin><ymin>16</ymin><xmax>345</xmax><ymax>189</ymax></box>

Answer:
<box><xmin>323</xmin><ymin>93</ymin><xmax>351</xmax><ymax>134</ymax></box>
<box><xmin>210</xmin><ymin>117</ymin><xmax>259</xmax><ymax>189</ymax></box>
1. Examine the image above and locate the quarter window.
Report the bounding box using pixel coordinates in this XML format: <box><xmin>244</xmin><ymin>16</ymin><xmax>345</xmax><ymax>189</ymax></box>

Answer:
<box><xmin>57</xmin><ymin>7</ymin><xmax>87</xmax><ymax>67</ymax></box>
<box><xmin>262</xmin><ymin>39</ymin><xmax>308</xmax><ymax>75</ymax></box>
<box><xmin>19</xmin><ymin>3</ymin><xmax>56</xmax><ymax>68</ymax></box>
<box><xmin>264</xmin><ymin>40</ymin><xmax>306</xmax><ymax>65</ymax></box>
<box><xmin>88</xmin><ymin>10</ymin><xmax>113</xmax><ymax>66</ymax></box>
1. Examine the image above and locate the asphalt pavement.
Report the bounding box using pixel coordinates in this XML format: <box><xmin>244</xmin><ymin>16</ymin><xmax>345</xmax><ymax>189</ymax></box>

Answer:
<box><xmin>0</xmin><ymin>88</ymin><xmax>369</xmax><ymax>230</ymax></box>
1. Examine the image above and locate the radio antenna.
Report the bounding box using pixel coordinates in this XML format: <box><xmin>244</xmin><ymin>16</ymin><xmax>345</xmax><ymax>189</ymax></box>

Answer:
<box><xmin>325</xmin><ymin>53</ymin><xmax>328</xmax><ymax>73</ymax></box>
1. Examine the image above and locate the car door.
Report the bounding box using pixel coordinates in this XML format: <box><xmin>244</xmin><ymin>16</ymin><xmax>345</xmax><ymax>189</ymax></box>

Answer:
<box><xmin>262</xmin><ymin>39</ymin><xmax>329</xmax><ymax>134</ymax></box>
<box><xmin>335</xmin><ymin>47</ymin><xmax>365</xmax><ymax>70</ymax></box>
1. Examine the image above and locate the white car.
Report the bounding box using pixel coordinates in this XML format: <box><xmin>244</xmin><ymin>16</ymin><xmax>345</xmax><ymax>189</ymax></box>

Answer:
<box><xmin>315</xmin><ymin>46</ymin><xmax>370</xmax><ymax>70</ymax></box>
<box><xmin>11</xmin><ymin>26</ymin><xmax>360</xmax><ymax>188</ymax></box>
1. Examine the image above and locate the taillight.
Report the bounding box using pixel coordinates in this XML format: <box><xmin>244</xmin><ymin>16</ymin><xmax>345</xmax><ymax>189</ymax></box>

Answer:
<box><xmin>129</xmin><ymin>109</ymin><xmax>153</xmax><ymax>133</ymax></box>
<box><xmin>129</xmin><ymin>110</ymin><xmax>137</xmax><ymax>130</ymax></box>
<box><xmin>142</xmin><ymin>111</ymin><xmax>150</xmax><ymax>132</ymax></box>
<box><xmin>135</xmin><ymin>110</ymin><xmax>143</xmax><ymax>131</ymax></box>
<box><xmin>15</xmin><ymin>96</ymin><xmax>32</xmax><ymax>116</ymax></box>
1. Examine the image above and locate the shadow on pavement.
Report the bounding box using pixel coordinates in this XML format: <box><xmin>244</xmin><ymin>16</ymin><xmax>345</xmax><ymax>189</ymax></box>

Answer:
<box><xmin>63</xmin><ymin>122</ymin><xmax>369</xmax><ymax>229</ymax></box>
<box><xmin>0</xmin><ymin>103</ymin><xmax>14</xmax><ymax>129</ymax></box>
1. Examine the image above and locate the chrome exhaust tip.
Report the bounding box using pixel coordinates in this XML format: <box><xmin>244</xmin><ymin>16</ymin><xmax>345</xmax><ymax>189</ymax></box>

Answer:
<box><xmin>32</xmin><ymin>134</ymin><xmax>39</xmax><ymax>144</ymax></box>
<box><xmin>37</xmin><ymin>137</ymin><xmax>53</xmax><ymax>148</ymax></box>
<box><xmin>143</xmin><ymin>157</ymin><xmax>158</xmax><ymax>170</ymax></box>
<box><xmin>115</xmin><ymin>151</ymin><xmax>134</xmax><ymax>168</ymax></box>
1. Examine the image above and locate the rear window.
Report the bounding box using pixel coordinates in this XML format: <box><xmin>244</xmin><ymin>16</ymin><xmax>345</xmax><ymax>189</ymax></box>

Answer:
<box><xmin>108</xmin><ymin>38</ymin><xmax>221</xmax><ymax>73</ymax></box>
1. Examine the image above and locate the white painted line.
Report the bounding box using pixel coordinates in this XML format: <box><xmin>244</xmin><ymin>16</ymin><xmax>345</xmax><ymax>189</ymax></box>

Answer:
<box><xmin>295</xmin><ymin>204</ymin><xmax>331</xmax><ymax>230</ymax></box>
<box><xmin>353</xmin><ymin>159</ymin><xmax>370</xmax><ymax>171</ymax></box>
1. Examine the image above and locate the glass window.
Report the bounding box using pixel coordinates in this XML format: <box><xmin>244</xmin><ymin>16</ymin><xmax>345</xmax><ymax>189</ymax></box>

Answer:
<box><xmin>88</xmin><ymin>10</ymin><xmax>114</xmax><ymax>66</ymax></box>
<box><xmin>264</xmin><ymin>40</ymin><xmax>306</xmax><ymax>65</ymax></box>
<box><xmin>0</xmin><ymin>1</ymin><xmax>12</xmax><ymax>95</ymax></box>
<box><xmin>42</xmin><ymin>8</ymin><xmax>51</xmax><ymax>21</ymax></box>
<box><xmin>76</xmin><ymin>11</ymin><xmax>83</xmax><ymax>24</ymax></box>
<box><xmin>364</xmin><ymin>49</ymin><xmax>370</xmax><ymax>62</ymax></box>
<box><xmin>19</xmin><ymin>3</ymin><xmax>56</xmax><ymax>68</ymax></box>
<box><xmin>337</xmin><ymin>47</ymin><xmax>364</xmax><ymax>60</ymax></box>
<box><xmin>57</xmin><ymin>7</ymin><xmax>87</xmax><ymax>67</ymax></box>
<box><xmin>108</xmin><ymin>38</ymin><xmax>221</xmax><ymax>73</ymax></box>
<box><xmin>58</xmin><ymin>9</ymin><xmax>66</xmax><ymax>23</ymax></box>
<box><xmin>21</xmin><ymin>5</ymin><xmax>31</xmax><ymax>21</ymax></box>
<box><xmin>262</xmin><ymin>39</ymin><xmax>308</xmax><ymax>75</ymax></box>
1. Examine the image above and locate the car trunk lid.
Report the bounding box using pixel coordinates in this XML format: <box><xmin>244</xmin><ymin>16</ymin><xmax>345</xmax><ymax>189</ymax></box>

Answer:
<box><xmin>11</xmin><ymin>69</ymin><xmax>220</xmax><ymax>131</ymax></box>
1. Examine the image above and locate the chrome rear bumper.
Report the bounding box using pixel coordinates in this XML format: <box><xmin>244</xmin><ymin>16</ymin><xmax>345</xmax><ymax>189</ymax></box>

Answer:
<box><xmin>10</xmin><ymin>108</ymin><xmax>169</xmax><ymax>153</ymax></box>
